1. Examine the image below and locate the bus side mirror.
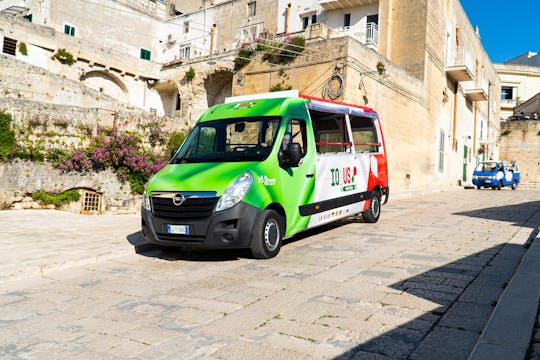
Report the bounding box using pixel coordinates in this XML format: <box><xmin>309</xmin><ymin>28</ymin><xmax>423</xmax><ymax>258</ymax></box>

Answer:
<box><xmin>279</xmin><ymin>142</ymin><xmax>302</xmax><ymax>169</ymax></box>
<box><xmin>286</xmin><ymin>143</ymin><xmax>303</xmax><ymax>167</ymax></box>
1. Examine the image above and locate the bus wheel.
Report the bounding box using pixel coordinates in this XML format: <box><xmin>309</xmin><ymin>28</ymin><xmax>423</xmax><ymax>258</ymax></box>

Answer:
<box><xmin>511</xmin><ymin>181</ymin><xmax>518</xmax><ymax>190</ymax></box>
<box><xmin>497</xmin><ymin>181</ymin><xmax>502</xmax><ymax>190</ymax></box>
<box><xmin>362</xmin><ymin>193</ymin><xmax>381</xmax><ymax>223</ymax></box>
<box><xmin>250</xmin><ymin>210</ymin><xmax>283</xmax><ymax>259</ymax></box>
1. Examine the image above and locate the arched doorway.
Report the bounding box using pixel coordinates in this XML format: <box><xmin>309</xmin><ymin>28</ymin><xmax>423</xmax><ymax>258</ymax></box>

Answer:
<box><xmin>204</xmin><ymin>70</ymin><xmax>233</xmax><ymax>108</ymax></box>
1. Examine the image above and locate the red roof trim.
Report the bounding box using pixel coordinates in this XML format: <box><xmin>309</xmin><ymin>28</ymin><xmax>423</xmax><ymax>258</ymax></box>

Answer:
<box><xmin>299</xmin><ymin>94</ymin><xmax>377</xmax><ymax>114</ymax></box>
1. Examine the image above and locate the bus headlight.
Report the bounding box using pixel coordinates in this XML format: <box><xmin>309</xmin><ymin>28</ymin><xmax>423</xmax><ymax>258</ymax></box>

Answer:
<box><xmin>215</xmin><ymin>172</ymin><xmax>253</xmax><ymax>212</ymax></box>
<box><xmin>142</xmin><ymin>187</ymin><xmax>151</xmax><ymax>211</ymax></box>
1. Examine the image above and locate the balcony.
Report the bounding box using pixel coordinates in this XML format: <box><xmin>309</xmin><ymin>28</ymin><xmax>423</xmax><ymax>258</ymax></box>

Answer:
<box><xmin>463</xmin><ymin>77</ymin><xmax>489</xmax><ymax>101</ymax></box>
<box><xmin>446</xmin><ymin>47</ymin><xmax>474</xmax><ymax>82</ymax></box>
<box><xmin>319</xmin><ymin>0</ymin><xmax>379</xmax><ymax>10</ymax></box>
<box><xmin>335</xmin><ymin>22</ymin><xmax>379</xmax><ymax>49</ymax></box>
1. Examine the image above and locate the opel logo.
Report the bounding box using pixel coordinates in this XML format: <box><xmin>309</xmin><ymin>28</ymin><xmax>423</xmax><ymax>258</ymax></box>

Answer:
<box><xmin>172</xmin><ymin>193</ymin><xmax>185</xmax><ymax>206</ymax></box>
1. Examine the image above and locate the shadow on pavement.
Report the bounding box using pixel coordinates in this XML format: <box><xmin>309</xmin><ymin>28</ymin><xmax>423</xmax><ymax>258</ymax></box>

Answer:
<box><xmin>334</xmin><ymin>243</ymin><xmax>525</xmax><ymax>359</ymax></box>
<box><xmin>334</xmin><ymin>201</ymin><xmax>539</xmax><ymax>359</ymax></box>
<box><xmin>453</xmin><ymin>201</ymin><xmax>540</xmax><ymax>229</ymax></box>
<box><xmin>126</xmin><ymin>217</ymin><xmax>361</xmax><ymax>263</ymax></box>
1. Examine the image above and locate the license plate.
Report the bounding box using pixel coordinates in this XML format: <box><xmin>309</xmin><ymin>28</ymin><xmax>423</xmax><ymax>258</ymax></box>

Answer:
<box><xmin>167</xmin><ymin>224</ymin><xmax>189</xmax><ymax>235</ymax></box>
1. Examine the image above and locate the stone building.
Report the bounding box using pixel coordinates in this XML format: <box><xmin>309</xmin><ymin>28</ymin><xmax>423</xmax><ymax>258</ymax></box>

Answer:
<box><xmin>495</xmin><ymin>52</ymin><xmax>540</xmax><ymax>185</ymax></box>
<box><xmin>1</xmin><ymin>0</ymin><xmax>501</xmax><ymax>193</ymax></box>
<box><xmin>496</xmin><ymin>52</ymin><xmax>540</xmax><ymax>120</ymax></box>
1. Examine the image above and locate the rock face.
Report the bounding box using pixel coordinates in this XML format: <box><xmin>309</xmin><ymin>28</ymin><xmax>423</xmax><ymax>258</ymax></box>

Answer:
<box><xmin>0</xmin><ymin>160</ymin><xmax>137</xmax><ymax>212</ymax></box>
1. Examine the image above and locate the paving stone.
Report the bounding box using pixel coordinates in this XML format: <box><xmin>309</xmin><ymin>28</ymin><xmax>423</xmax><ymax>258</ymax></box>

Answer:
<box><xmin>438</xmin><ymin>301</ymin><xmax>493</xmax><ymax>333</ymax></box>
<box><xmin>458</xmin><ymin>284</ymin><xmax>504</xmax><ymax>306</ymax></box>
<box><xmin>359</xmin><ymin>327</ymin><xmax>424</xmax><ymax>358</ymax></box>
<box><xmin>409</xmin><ymin>326</ymin><xmax>479</xmax><ymax>360</ymax></box>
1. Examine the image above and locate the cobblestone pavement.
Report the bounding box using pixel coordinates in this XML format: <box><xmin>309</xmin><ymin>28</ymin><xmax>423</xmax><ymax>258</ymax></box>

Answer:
<box><xmin>1</xmin><ymin>189</ymin><xmax>539</xmax><ymax>359</ymax></box>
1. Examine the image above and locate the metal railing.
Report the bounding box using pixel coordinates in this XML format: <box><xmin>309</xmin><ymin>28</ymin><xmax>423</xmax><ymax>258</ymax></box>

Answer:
<box><xmin>334</xmin><ymin>22</ymin><xmax>379</xmax><ymax>48</ymax></box>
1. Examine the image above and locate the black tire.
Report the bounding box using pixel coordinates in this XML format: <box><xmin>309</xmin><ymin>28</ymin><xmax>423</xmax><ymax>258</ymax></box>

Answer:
<box><xmin>362</xmin><ymin>192</ymin><xmax>381</xmax><ymax>223</ymax></box>
<box><xmin>511</xmin><ymin>181</ymin><xmax>518</xmax><ymax>190</ymax></box>
<box><xmin>476</xmin><ymin>185</ymin><xmax>481</xmax><ymax>190</ymax></box>
<box><xmin>250</xmin><ymin>209</ymin><xmax>283</xmax><ymax>259</ymax></box>
<box><xmin>497</xmin><ymin>181</ymin><xmax>502</xmax><ymax>190</ymax></box>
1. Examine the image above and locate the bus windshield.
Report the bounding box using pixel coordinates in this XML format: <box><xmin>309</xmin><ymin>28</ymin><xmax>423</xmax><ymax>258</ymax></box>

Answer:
<box><xmin>171</xmin><ymin>117</ymin><xmax>281</xmax><ymax>163</ymax></box>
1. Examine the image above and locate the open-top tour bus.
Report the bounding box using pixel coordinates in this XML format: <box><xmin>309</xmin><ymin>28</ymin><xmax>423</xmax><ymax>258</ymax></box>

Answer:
<box><xmin>141</xmin><ymin>90</ymin><xmax>388</xmax><ymax>258</ymax></box>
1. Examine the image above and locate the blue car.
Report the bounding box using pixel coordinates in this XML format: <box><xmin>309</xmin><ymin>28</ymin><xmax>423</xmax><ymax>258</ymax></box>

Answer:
<box><xmin>472</xmin><ymin>161</ymin><xmax>520</xmax><ymax>190</ymax></box>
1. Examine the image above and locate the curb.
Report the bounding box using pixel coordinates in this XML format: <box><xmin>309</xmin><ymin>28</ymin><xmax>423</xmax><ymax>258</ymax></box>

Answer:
<box><xmin>468</xmin><ymin>227</ymin><xmax>540</xmax><ymax>360</ymax></box>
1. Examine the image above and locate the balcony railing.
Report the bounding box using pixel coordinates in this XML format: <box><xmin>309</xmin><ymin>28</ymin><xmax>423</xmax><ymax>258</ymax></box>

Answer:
<box><xmin>446</xmin><ymin>46</ymin><xmax>475</xmax><ymax>82</ymax></box>
<box><xmin>335</xmin><ymin>22</ymin><xmax>379</xmax><ymax>48</ymax></box>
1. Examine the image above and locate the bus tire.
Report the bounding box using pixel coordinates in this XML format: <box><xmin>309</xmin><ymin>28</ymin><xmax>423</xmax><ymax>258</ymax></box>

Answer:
<box><xmin>511</xmin><ymin>181</ymin><xmax>518</xmax><ymax>190</ymax></box>
<box><xmin>250</xmin><ymin>209</ymin><xmax>283</xmax><ymax>259</ymax></box>
<box><xmin>362</xmin><ymin>192</ymin><xmax>381</xmax><ymax>223</ymax></box>
<box><xmin>497</xmin><ymin>181</ymin><xmax>502</xmax><ymax>190</ymax></box>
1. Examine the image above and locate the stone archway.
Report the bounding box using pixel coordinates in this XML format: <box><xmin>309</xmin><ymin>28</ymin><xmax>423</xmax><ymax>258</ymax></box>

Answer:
<box><xmin>80</xmin><ymin>70</ymin><xmax>128</xmax><ymax>101</ymax></box>
<box><xmin>204</xmin><ymin>70</ymin><xmax>233</xmax><ymax>108</ymax></box>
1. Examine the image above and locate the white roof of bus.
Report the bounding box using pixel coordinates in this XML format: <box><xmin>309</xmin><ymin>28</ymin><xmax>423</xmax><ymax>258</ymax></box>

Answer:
<box><xmin>225</xmin><ymin>90</ymin><xmax>378</xmax><ymax>118</ymax></box>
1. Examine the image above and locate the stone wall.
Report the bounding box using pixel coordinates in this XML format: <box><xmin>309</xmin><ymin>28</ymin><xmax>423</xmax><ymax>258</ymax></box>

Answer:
<box><xmin>0</xmin><ymin>160</ymin><xmax>138</xmax><ymax>212</ymax></box>
<box><xmin>499</xmin><ymin>120</ymin><xmax>540</xmax><ymax>183</ymax></box>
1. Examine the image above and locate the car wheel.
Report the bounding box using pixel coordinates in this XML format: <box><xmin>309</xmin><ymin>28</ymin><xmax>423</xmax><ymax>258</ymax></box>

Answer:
<box><xmin>511</xmin><ymin>181</ymin><xmax>518</xmax><ymax>190</ymax></box>
<box><xmin>476</xmin><ymin>185</ymin><xmax>481</xmax><ymax>190</ymax></box>
<box><xmin>250</xmin><ymin>209</ymin><xmax>283</xmax><ymax>259</ymax></box>
<box><xmin>362</xmin><ymin>192</ymin><xmax>381</xmax><ymax>223</ymax></box>
<box><xmin>497</xmin><ymin>181</ymin><xmax>502</xmax><ymax>190</ymax></box>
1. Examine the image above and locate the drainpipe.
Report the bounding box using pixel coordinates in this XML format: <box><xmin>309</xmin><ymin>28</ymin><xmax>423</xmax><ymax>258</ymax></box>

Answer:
<box><xmin>472</xmin><ymin>59</ymin><xmax>480</xmax><ymax>156</ymax></box>
<box><xmin>452</xmin><ymin>82</ymin><xmax>458</xmax><ymax>150</ymax></box>
<box><xmin>210</xmin><ymin>24</ymin><xmax>216</xmax><ymax>56</ymax></box>
<box><xmin>285</xmin><ymin>3</ymin><xmax>291</xmax><ymax>33</ymax></box>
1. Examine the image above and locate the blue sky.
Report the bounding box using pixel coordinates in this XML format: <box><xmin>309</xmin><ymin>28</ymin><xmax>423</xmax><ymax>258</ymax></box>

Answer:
<box><xmin>460</xmin><ymin>0</ymin><xmax>540</xmax><ymax>63</ymax></box>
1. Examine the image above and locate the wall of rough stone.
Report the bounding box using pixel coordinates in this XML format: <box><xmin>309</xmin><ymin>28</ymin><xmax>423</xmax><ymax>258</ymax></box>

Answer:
<box><xmin>0</xmin><ymin>160</ymin><xmax>137</xmax><ymax>211</ymax></box>
<box><xmin>499</xmin><ymin>120</ymin><xmax>540</xmax><ymax>183</ymax></box>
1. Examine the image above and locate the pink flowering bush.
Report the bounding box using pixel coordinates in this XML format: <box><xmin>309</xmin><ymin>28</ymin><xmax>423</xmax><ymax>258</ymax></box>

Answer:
<box><xmin>57</xmin><ymin>127</ymin><xmax>168</xmax><ymax>194</ymax></box>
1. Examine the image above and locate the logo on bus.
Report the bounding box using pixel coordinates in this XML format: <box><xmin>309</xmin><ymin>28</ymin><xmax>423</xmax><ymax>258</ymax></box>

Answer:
<box><xmin>330</xmin><ymin>166</ymin><xmax>357</xmax><ymax>187</ymax></box>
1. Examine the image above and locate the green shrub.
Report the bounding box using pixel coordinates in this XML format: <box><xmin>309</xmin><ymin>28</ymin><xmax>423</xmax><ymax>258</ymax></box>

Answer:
<box><xmin>185</xmin><ymin>67</ymin><xmax>195</xmax><ymax>81</ymax></box>
<box><xmin>167</xmin><ymin>130</ymin><xmax>188</xmax><ymax>155</ymax></box>
<box><xmin>0</xmin><ymin>111</ymin><xmax>16</xmax><ymax>161</ymax></box>
<box><xmin>18</xmin><ymin>42</ymin><xmax>28</xmax><ymax>56</ymax></box>
<box><xmin>31</xmin><ymin>189</ymin><xmax>81</xmax><ymax>206</ymax></box>
<box><xmin>52</xmin><ymin>49</ymin><xmax>75</xmax><ymax>65</ymax></box>
<box><xmin>235</xmin><ymin>46</ymin><xmax>253</xmax><ymax>69</ymax></box>
<box><xmin>128</xmin><ymin>172</ymin><xmax>147</xmax><ymax>194</ymax></box>
<box><xmin>270</xmin><ymin>83</ymin><xmax>292</xmax><ymax>92</ymax></box>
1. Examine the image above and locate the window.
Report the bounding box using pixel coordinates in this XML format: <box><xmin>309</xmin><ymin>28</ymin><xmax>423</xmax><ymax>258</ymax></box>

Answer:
<box><xmin>350</xmin><ymin>116</ymin><xmax>379</xmax><ymax>153</ymax></box>
<box><xmin>179</xmin><ymin>46</ymin><xmax>191</xmax><ymax>59</ymax></box>
<box><xmin>283</xmin><ymin>120</ymin><xmax>307</xmax><ymax>155</ymax></box>
<box><xmin>302</xmin><ymin>14</ymin><xmax>317</xmax><ymax>30</ymax></box>
<box><xmin>240</xmin><ymin>24</ymin><xmax>262</xmax><ymax>41</ymax></box>
<box><xmin>311</xmin><ymin>110</ymin><xmax>350</xmax><ymax>153</ymax></box>
<box><xmin>172</xmin><ymin>117</ymin><xmax>280</xmax><ymax>163</ymax></box>
<box><xmin>140</xmin><ymin>48</ymin><xmax>151</xmax><ymax>60</ymax></box>
<box><xmin>2</xmin><ymin>37</ymin><xmax>17</xmax><ymax>56</ymax></box>
<box><xmin>64</xmin><ymin>24</ymin><xmax>75</xmax><ymax>36</ymax></box>
<box><xmin>176</xmin><ymin>94</ymin><xmax>181</xmax><ymax>111</ymax></box>
<box><xmin>438</xmin><ymin>130</ymin><xmax>445</xmax><ymax>173</ymax></box>
<box><xmin>302</xmin><ymin>16</ymin><xmax>309</xmax><ymax>30</ymax></box>
<box><xmin>501</xmin><ymin>86</ymin><xmax>514</xmax><ymax>101</ymax></box>
<box><xmin>248</xmin><ymin>2</ymin><xmax>256</xmax><ymax>17</ymax></box>
<box><xmin>344</xmin><ymin>13</ymin><xmax>351</xmax><ymax>28</ymax></box>
<box><xmin>366</xmin><ymin>14</ymin><xmax>378</xmax><ymax>26</ymax></box>
<box><xmin>81</xmin><ymin>190</ymin><xmax>101</xmax><ymax>214</ymax></box>
<box><xmin>183</xmin><ymin>21</ymin><xmax>189</xmax><ymax>33</ymax></box>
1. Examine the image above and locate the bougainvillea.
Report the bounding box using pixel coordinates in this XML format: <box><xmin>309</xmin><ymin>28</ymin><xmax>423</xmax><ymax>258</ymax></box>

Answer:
<box><xmin>57</xmin><ymin>127</ymin><xmax>168</xmax><ymax>194</ymax></box>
